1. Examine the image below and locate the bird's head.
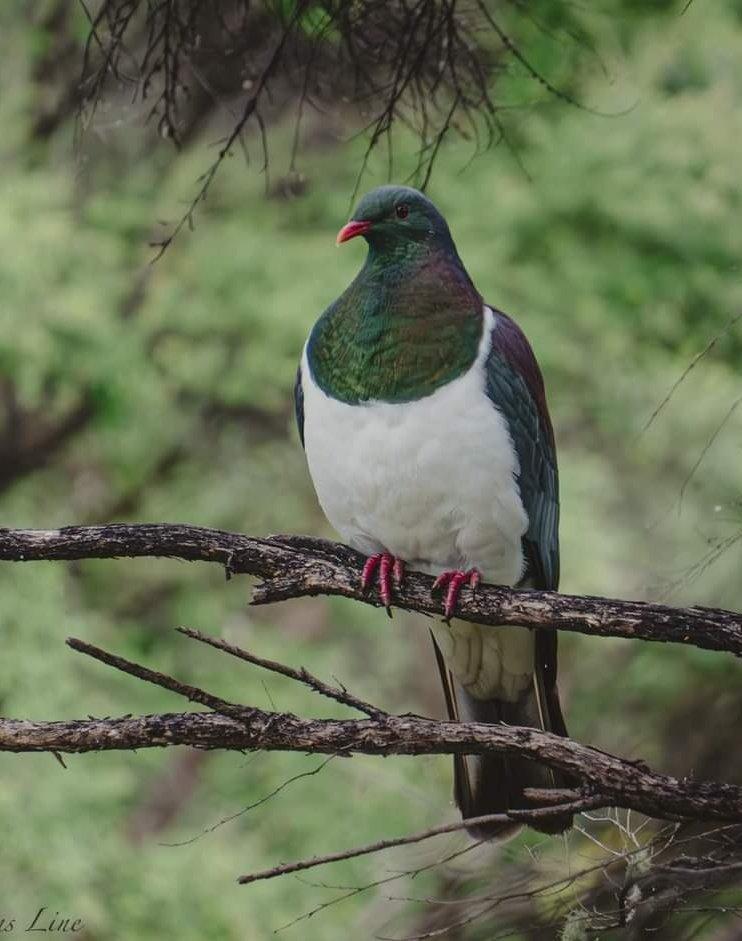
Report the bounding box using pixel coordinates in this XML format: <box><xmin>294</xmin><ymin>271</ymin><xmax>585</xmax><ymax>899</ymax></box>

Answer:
<box><xmin>336</xmin><ymin>185</ymin><xmax>453</xmax><ymax>254</ymax></box>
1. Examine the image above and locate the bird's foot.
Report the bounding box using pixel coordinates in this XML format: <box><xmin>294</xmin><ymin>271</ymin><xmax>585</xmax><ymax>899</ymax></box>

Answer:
<box><xmin>361</xmin><ymin>552</ymin><xmax>406</xmax><ymax>617</ymax></box>
<box><xmin>431</xmin><ymin>568</ymin><xmax>481</xmax><ymax>622</ymax></box>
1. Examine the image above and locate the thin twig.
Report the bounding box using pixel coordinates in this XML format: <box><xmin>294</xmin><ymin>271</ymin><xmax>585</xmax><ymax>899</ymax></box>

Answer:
<box><xmin>276</xmin><ymin>839</ymin><xmax>486</xmax><ymax>932</ymax></box>
<box><xmin>237</xmin><ymin>797</ymin><xmax>599</xmax><ymax>885</ymax></box>
<box><xmin>160</xmin><ymin>755</ymin><xmax>337</xmax><ymax>848</ymax></box>
<box><xmin>176</xmin><ymin>626</ymin><xmax>385</xmax><ymax>717</ymax></box>
<box><xmin>639</xmin><ymin>311</ymin><xmax>742</xmax><ymax>436</ymax></box>
<box><xmin>66</xmin><ymin>636</ymin><xmax>250</xmax><ymax>725</ymax></box>
<box><xmin>677</xmin><ymin>395</ymin><xmax>742</xmax><ymax>511</ymax></box>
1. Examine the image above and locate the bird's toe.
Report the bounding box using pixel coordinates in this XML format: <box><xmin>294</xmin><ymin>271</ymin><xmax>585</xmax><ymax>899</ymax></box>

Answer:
<box><xmin>432</xmin><ymin>568</ymin><xmax>481</xmax><ymax>622</ymax></box>
<box><xmin>360</xmin><ymin>551</ymin><xmax>406</xmax><ymax>616</ymax></box>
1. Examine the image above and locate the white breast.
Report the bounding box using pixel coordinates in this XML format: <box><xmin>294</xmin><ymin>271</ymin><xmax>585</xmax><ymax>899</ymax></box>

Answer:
<box><xmin>301</xmin><ymin>306</ymin><xmax>527</xmax><ymax>586</ymax></box>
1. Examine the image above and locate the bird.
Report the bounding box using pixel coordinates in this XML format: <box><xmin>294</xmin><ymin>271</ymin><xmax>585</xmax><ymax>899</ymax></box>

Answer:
<box><xmin>294</xmin><ymin>184</ymin><xmax>571</xmax><ymax>837</ymax></box>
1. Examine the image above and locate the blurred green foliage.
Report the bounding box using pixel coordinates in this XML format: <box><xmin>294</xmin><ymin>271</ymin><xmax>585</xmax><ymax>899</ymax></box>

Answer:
<box><xmin>1</xmin><ymin>1</ymin><xmax>741</xmax><ymax>938</ymax></box>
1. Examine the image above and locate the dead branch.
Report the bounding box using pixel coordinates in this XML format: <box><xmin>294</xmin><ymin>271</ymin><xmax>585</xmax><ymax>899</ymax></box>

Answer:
<box><xmin>1</xmin><ymin>523</ymin><xmax>742</xmax><ymax>656</ymax></box>
<box><xmin>1</xmin><ymin>630</ymin><xmax>742</xmax><ymax>831</ymax></box>
<box><xmin>77</xmin><ymin>0</ymin><xmax>589</xmax><ymax>251</ymax></box>
<box><xmin>237</xmin><ymin>796</ymin><xmax>601</xmax><ymax>886</ymax></box>
<box><xmin>5</xmin><ymin>517</ymin><xmax>742</xmax><ymax>906</ymax></box>
<box><xmin>176</xmin><ymin>626</ymin><xmax>384</xmax><ymax>717</ymax></box>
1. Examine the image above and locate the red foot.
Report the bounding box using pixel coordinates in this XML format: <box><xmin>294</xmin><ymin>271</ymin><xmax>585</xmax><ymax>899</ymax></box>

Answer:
<box><xmin>432</xmin><ymin>568</ymin><xmax>481</xmax><ymax>621</ymax></box>
<box><xmin>361</xmin><ymin>552</ymin><xmax>405</xmax><ymax>616</ymax></box>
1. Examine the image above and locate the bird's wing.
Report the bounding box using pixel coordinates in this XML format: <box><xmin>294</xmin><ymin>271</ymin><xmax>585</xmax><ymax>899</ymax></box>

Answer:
<box><xmin>483</xmin><ymin>307</ymin><xmax>568</xmax><ymax>739</ymax></box>
<box><xmin>484</xmin><ymin>307</ymin><xmax>559</xmax><ymax>592</ymax></box>
<box><xmin>294</xmin><ymin>362</ymin><xmax>305</xmax><ymax>449</ymax></box>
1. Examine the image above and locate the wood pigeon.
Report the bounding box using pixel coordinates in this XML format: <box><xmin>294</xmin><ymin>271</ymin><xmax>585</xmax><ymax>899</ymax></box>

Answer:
<box><xmin>295</xmin><ymin>185</ymin><xmax>571</xmax><ymax>837</ymax></box>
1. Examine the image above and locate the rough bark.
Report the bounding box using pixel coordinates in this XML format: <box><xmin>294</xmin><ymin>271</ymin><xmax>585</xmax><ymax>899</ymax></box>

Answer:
<box><xmin>4</xmin><ymin>523</ymin><xmax>742</xmax><ymax>834</ymax></box>
<box><xmin>1</xmin><ymin>523</ymin><xmax>740</xmax><ymax>656</ymax></box>
<box><xmin>2</xmin><ymin>707</ymin><xmax>742</xmax><ymax>825</ymax></box>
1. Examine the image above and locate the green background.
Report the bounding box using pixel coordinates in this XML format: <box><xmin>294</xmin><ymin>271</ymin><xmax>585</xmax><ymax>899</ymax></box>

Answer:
<box><xmin>1</xmin><ymin>1</ymin><xmax>741</xmax><ymax>938</ymax></box>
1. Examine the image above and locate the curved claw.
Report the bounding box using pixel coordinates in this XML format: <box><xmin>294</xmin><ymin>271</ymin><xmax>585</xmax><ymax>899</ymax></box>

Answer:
<box><xmin>431</xmin><ymin>568</ymin><xmax>481</xmax><ymax>622</ymax></box>
<box><xmin>361</xmin><ymin>552</ymin><xmax>406</xmax><ymax>616</ymax></box>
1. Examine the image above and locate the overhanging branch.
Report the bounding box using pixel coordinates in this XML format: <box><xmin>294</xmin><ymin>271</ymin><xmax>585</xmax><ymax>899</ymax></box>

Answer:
<box><xmin>1</xmin><ymin>523</ymin><xmax>741</xmax><ymax>656</ymax></box>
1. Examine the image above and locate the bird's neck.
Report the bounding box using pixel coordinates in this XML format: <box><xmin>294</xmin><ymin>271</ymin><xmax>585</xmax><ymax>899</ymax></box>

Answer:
<box><xmin>307</xmin><ymin>245</ymin><xmax>483</xmax><ymax>404</ymax></box>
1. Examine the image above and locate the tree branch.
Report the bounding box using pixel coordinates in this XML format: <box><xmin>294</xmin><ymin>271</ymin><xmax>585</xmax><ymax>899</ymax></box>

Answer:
<box><xmin>0</xmin><ymin>631</ymin><xmax>741</xmax><ymax>828</ymax></box>
<box><xmin>236</xmin><ymin>796</ymin><xmax>602</xmax><ymax>886</ymax></box>
<box><xmin>2</xmin><ymin>701</ymin><xmax>741</xmax><ymax>826</ymax></box>
<box><xmin>176</xmin><ymin>626</ymin><xmax>384</xmax><ymax>718</ymax></box>
<box><xmin>1</xmin><ymin>523</ymin><xmax>741</xmax><ymax>656</ymax></box>
<box><xmin>4</xmin><ymin>520</ymin><xmax>742</xmax><ymax>868</ymax></box>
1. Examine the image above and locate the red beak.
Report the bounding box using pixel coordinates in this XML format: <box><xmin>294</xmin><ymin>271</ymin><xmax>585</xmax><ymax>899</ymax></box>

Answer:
<box><xmin>336</xmin><ymin>219</ymin><xmax>372</xmax><ymax>245</ymax></box>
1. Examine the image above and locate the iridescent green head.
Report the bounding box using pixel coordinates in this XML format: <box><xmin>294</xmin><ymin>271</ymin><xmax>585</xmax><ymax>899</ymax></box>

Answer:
<box><xmin>336</xmin><ymin>185</ymin><xmax>455</xmax><ymax>255</ymax></box>
<box><xmin>308</xmin><ymin>185</ymin><xmax>483</xmax><ymax>405</ymax></box>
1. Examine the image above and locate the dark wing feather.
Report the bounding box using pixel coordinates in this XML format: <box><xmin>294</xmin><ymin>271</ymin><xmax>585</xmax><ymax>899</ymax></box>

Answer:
<box><xmin>484</xmin><ymin>308</ymin><xmax>559</xmax><ymax>591</ymax></box>
<box><xmin>294</xmin><ymin>363</ymin><xmax>305</xmax><ymax>449</ymax></box>
<box><xmin>484</xmin><ymin>307</ymin><xmax>572</xmax><ymax>799</ymax></box>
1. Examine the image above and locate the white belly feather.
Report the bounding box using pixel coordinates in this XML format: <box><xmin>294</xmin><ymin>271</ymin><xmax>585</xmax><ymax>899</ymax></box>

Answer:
<box><xmin>301</xmin><ymin>306</ymin><xmax>534</xmax><ymax>700</ymax></box>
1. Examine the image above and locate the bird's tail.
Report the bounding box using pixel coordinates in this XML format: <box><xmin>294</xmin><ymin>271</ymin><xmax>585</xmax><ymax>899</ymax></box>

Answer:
<box><xmin>431</xmin><ymin>628</ymin><xmax>573</xmax><ymax>840</ymax></box>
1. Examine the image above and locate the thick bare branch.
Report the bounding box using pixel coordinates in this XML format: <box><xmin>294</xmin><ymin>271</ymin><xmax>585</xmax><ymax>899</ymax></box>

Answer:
<box><xmin>3</xmin><ymin>625</ymin><xmax>742</xmax><ymax>828</ymax></box>
<box><xmin>2</xmin><ymin>705</ymin><xmax>742</xmax><ymax>824</ymax></box>
<box><xmin>4</xmin><ymin>521</ymin><xmax>741</xmax><ymax>921</ymax></box>
<box><xmin>1</xmin><ymin>523</ymin><xmax>741</xmax><ymax>656</ymax></box>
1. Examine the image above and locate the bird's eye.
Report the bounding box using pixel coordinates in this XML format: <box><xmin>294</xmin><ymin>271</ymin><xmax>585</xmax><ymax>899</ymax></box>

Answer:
<box><xmin>395</xmin><ymin>204</ymin><xmax>409</xmax><ymax>220</ymax></box>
